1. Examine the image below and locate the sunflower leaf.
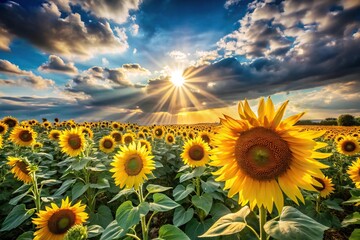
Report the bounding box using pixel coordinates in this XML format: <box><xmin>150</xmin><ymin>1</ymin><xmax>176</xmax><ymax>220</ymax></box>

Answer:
<box><xmin>173</xmin><ymin>206</ymin><xmax>194</xmax><ymax>227</ymax></box>
<box><xmin>173</xmin><ymin>184</ymin><xmax>195</xmax><ymax>201</ymax></box>
<box><xmin>87</xmin><ymin>225</ymin><xmax>104</xmax><ymax>238</ymax></box>
<box><xmin>116</xmin><ymin>201</ymin><xmax>150</xmax><ymax>231</ymax></box>
<box><xmin>199</xmin><ymin>206</ymin><xmax>250</xmax><ymax>237</ymax></box>
<box><xmin>0</xmin><ymin>205</ymin><xmax>35</xmax><ymax>231</ymax></box>
<box><xmin>100</xmin><ymin>220</ymin><xmax>124</xmax><ymax>240</ymax></box>
<box><xmin>108</xmin><ymin>188</ymin><xmax>135</xmax><ymax>203</ymax></box>
<box><xmin>146</xmin><ymin>184</ymin><xmax>172</xmax><ymax>194</ymax></box>
<box><xmin>192</xmin><ymin>193</ymin><xmax>213</xmax><ymax>216</ymax></box>
<box><xmin>71</xmin><ymin>182</ymin><xmax>89</xmax><ymax>201</ymax></box>
<box><xmin>150</xmin><ymin>193</ymin><xmax>180</xmax><ymax>212</ymax></box>
<box><xmin>264</xmin><ymin>206</ymin><xmax>329</xmax><ymax>240</ymax></box>
<box><xmin>16</xmin><ymin>231</ymin><xmax>34</xmax><ymax>240</ymax></box>
<box><xmin>180</xmin><ymin>167</ymin><xmax>206</xmax><ymax>183</ymax></box>
<box><xmin>341</xmin><ymin>212</ymin><xmax>360</xmax><ymax>227</ymax></box>
<box><xmin>350</xmin><ymin>229</ymin><xmax>360</xmax><ymax>240</ymax></box>
<box><xmin>52</xmin><ymin>179</ymin><xmax>76</xmax><ymax>197</ymax></box>
<box><xmin>156</xmin><ymin>224</ymin><xmax>190</xmax><ymax>240</ymax></box>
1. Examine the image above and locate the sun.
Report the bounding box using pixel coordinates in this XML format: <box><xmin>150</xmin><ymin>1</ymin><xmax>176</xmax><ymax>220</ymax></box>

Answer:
<box><xmin>170</xmin><ymin>70</ymin><xmax>185</xmax><ymax>87</ymax></box>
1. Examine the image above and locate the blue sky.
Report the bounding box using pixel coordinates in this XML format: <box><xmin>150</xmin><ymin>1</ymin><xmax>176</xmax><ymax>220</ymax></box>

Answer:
<box><xmin>0</xmin><ymin>0</ymin><xmax>360</xmax><ymax>124</ymax></box>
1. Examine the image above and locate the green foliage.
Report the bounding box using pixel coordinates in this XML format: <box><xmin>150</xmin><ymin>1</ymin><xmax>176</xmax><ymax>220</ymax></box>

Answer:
<box><xmin>337</xmin><ymin>114</ymin><xmax>356</xmax><ymax>126</ymax></box>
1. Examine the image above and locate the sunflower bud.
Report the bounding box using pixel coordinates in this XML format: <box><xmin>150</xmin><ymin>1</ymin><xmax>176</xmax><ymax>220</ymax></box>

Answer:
<box><xmin>64</xmin><ymin>225</ymin><xmax>87</xmax><ymax>240</ymax></box>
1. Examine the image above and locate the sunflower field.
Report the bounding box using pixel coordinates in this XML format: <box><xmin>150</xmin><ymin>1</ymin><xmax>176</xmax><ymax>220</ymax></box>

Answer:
<box><xmin>1</xmin><ymin>98</ymin><xmax>360</xmax><ymax>240</ymax></box>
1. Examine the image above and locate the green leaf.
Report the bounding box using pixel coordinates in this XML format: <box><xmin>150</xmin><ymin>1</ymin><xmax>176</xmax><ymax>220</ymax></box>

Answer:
<box><xmin>89</xmin><ymin>177</ymin><xmax>110</xmax><ymax>189</ymax></box>
<box><xmin>156</xmin><ymin>224</ymin><xmax>190</xmax><ymax>240</ymax></box>
<box><xmin>71</xmin><ymin>157</ymin><xmax>91</xmax><ymax>171</ymax></box>
<box><xmin>9</xmin><ymin>189</ymin><xmax>31</xmax><ymax>205</ymax></box>
<box><xmin>173</xmin><ymin>206</ymin><xmax>194</xmax><ymax>227</ymax></box>
<box><xmin>264</xmin><ymin>206</ymin><xmax>329</xmax><ymax>240</ymax></box>
<box><xmin>173</xmin><ymin>184</ymin><xmax>194</xmax><ymax>201</ymax></box>
<box><xmin>146</xmin><ymin>184</ymin><xmax>172</xmax><ymax>194</ymax></box>
<box><xmin>40</xmin><ymin>179</ymin><xmax>62</xmax><ymax>186</ymax></box>
<box><xmin>108</xmin><ymin>188</ymin><xmax>135</xmax><ymax>203</ymax></box>
<box><xmin>87</xmin><ymin>225</ymin><xmax>104</xmax><ymax>238</ymax></box>
<box><xmin>150</xmin><ymin>193</ymin><xmax>180</xmax><ymax>212</ymax></box>
<box><xmin>323</xmin><ymin>199</ymin><xmax>343</xmax><ymax>211</ymax></box>
<box><xmin>0</xmin><ymin>205</ymin><xmax>35</xmax><ymax>231</ymax></box>
<box><xmin>16</xmin><ymin>231</ymin><xmax>34</xmax><ymax>240</ymax></box>
<box><xmin>350</xmin><ymin>229</ymin><xmax>360</xmax><ymax>240</ymax></box>
<box><xmin>199</xmin><ymin>206</ymin><xmax>250</xmax><ymax>238</ymax></box>
<box><xmin>89</xmin><ymin>205</ymin><xmax>113</xmax><ymax>229</ymax></box>
<box><xmin>192</xmin><ymin>193</ymin><xmax>213</xmax><ymax>216</ymax></box>
<box><xmin>342</xmin><ymin>212</ymin><xmax>360</xmax><ymax>227</ymax></box>
<box><xmin>201</xmin><ymin>179</ymin><xmax>220</xmax><ymax>193</ymax></box>
<box><xmin>34</xmin><ymin>152</ymin><xmax>53</xmax><ymax>161</ymax></box>
<box><xmin>53</xmin><ymin>179</ymin><xmax>76</xmax><ymax>197</ymax></box>
<box><xmin>180</xmin><ymin>167</ymin><xmax>205</xmax><ymax>183</ymax></box>
<box><xmin>185</xmin><ymin>218</ymin><xmax>215</xmax><ymax>240</ymax></box>
<box><xmin>72</xmin><ymin>182</ymin><xmax>89</xmax><ymax>201</ymax></box>
<box><xmin>209</xmin><ymin>203</ymin><xmax>231</xmax><ymax>221</ymax></box>
<box><xmin>116</xmin><ymin>201</ymin><xmax>150</xmax><ymax>231</ymax></box>
<box><xmin>100</xmin><ymin>220</ymin><xmax>124</xmax><ymax>240</ymax></box>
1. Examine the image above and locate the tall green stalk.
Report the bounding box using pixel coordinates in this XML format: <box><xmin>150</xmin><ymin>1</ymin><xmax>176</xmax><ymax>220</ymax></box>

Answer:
<box><xmin>259</xmin><ymin>206</ymin><xmax>267</xmax><ymax>240</ymax></box>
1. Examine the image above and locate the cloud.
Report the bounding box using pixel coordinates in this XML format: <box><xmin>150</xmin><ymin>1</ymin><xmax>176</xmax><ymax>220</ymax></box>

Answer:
<box><xmin>0</xmin><ymin>1</ymin><xmax>128</xmax><ymax>59</ymax></box>
<box><xmin>168</xmin><ymin>50</ymin><xmax>188</xmax><ymax>62</ymax></box>
<box><xmin>39</xmin><ymin>55</ymin><xmax>78</xmax><ymax>75</ymax></box>
<box><xmin>0</xmin><ymin>27</ymin><xmax>12</xmax><ymax>51</ymax></box>
<box><xmin>0</xmin><ymin>59</ymin><xmax>55</xmax><ymax>89</ymax></box>
<box><xmin>130</xmin><ymin>24</ymin><xmax>139</xmax><ymax>36</ymax></box>
<box><xmin>70</xmin><ymin>0</ymin><xmax>141</xmax><ymax>24</ymax></box>
<box><xmin>122</xmin><ymin>63</ymin><xmax>150</xmax><ymax>74</ymax></box>
<box><xmin>224</xmin><ymin>0</ymin><xmax>242</xmax><ymax>9</ymax></box>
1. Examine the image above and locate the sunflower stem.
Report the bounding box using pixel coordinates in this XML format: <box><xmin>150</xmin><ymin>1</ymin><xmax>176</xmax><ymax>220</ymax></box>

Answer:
<box><xmin>138</xmin><ymin>185</ymin><xmax>148</xmax><ymax>240</ymax></box>
<box><xmin>315</xmin><ymin>194</ymin><xmax>321</xmax><ymax>213</ymax></box>
<box><xmin>195</xmin><ymin>176</ymin><xmax>201</xmax><ymax>196</ymax></box>
<box><xmin>259</xmin><ymin>206</ymin><xmax>267</xmax><ymax>240</ymax></box>
<box><xmin>31</xmin><ymin>171</ymin><xmax>41</xmax><ymax>213</ymax></box>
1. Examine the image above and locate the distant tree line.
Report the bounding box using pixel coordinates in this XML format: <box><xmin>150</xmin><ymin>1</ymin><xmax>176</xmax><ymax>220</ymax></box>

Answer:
<box><xmin>296</xmin><ymin>114</ymin><xmax>360</xmax><ymax>126</ymax></box>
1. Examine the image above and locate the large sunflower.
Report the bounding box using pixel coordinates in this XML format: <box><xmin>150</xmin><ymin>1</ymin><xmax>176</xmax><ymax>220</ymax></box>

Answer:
<box><xmin>337</xmin><ymin>136</ymin><xmax>360</xmax><ymax>156</ymax></box>
<box><xmin>0</xmin><ymin>121</ymin><xmax>9</xmax><ymax>135</ymax></box>
<box><xmin>2</xmin><ymin>116</ymin><xmax>18</xmax><ymax>128</ymax></box>
<box><xmin>32</xmin><ymin>197</ymin><xmax>88</xmax><ymax>240</ymax></box>
<box><xmin>59</xmin><ymin>128</ymin><xmax>86</xmax><ymax>157</ymax></box>
<box><xmin>7</xmin><ymin>157</ymin><xmax>32</xmax><ymax>184</ymax></box>
<box><xmin>312</xmin><ymin>176</ymin><xmax>334</xmax><ymax>198</ymax></box>
<box><xmin>110</xmin><ymin>142</ymin><xmax>155</xmax><ymax>190</ymax></box>
<box><xmin>9</xmin><ymin>126</ymin><xmax>37</xmax><ymax>147</ymax></box>
<box><xmin>210</xmin><ymin>98</ymin><xmax>330</xmax><ymax>213</ymax></box>
<box><xmin>99</xmin><ymin>136</ymin><xmax>116</xmax><ymax>153</ymax></box>
<box><xmin>347</xmin><ymin>158</ymin><xmax>360</xmax><ymax>188</ymax></box>
<box><xmin>181</xmin><ymin>137</ymin><xmax>211</xmax><ymax>167</ymax></box>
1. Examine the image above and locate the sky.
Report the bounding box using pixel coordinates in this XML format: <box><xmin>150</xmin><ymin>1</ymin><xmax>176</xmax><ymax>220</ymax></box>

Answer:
<box><xmin>0</xmin><ymin>0</ymin><xmax>360</xmax><ymax>124</ymax></box>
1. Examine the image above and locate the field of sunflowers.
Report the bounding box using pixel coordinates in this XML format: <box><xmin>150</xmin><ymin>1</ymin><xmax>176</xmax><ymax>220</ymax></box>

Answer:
<box><xmin>1</xmin><ymin>98</ymin><xmax>360</xmax><ymax>240</ymax></box>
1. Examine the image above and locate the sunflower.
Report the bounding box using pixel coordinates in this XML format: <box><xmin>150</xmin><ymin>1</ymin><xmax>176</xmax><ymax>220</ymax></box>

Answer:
<box><xmin>153</xmin><ymin>126</ymin><xmax>165</xmax><ymax>139</ymax></box>
<box><xmin>337</xmin><ymin>136</ymin><xmax>360</xmax><ymax>156</ymax></box>
<box><xmin>122</xmin><ymin>132</ymin><xmax>135</xmax><ymax>145</ymax></box>
<box><xmin>312</xmin><ymin>176</ymin><xmax>334</xmax><ymax>198</ymax></box>
<box><xmin>32</xmin><ymin>197</ymin><xmax>88</xmax><ymax>240</ymax></box>
<box><xmin>9</xmin><ymin>126</ymin><xmax>37</xmax><ymax>147</ymax></box>
<box><xmin>111</xmin><ymin>122</ymin><xmax>120</xmax><ymax>129</ymax></box>
<box><xmin>139</xmin><ymin>139</ymin><xmax>152</xmax><ymax>153</ymax></box>
<box><xmin>99</xmin><ymin>136</ymin><xmax>116</xmax><ymax>153</ymax></box>
<box><xmin>7</xmin><ymin>157</ymin><xmax>32</xmax><ymax>184</ymax></box>
<box><xmin>210</xmin><ymin>98</ymin><xmax>330</xmax><ymax>213</ymax></box>
<box><xmin>59</xmin><ymin>128</ymin><xmax>86</xmax><ymax>157</ymax></box>
<box><xmin>110</xmin><ymin>130</ymin><xmax>122</xmax><ymax>144</ymax></box>
<box><xmin>49</xmin><ymin>129</ymin><xmax>61</xmax><ymax>141</ymax></box>
<box><xmin>81</xmin><ymin>127</ymin><xmax>94</xmax><ymax>139</ymax></box>
<box><xmin>165</xmin><ymin>133</ymin><xmax>176</xmax><ymax>145</ymax></box>
<box><xmin>0</xmin><ymin>122</ymin><xmax>9</xmax><ymax>135</ymax></box>
<box><xmin>110</xmin><ymin>142</ymin><xmax>155</xmax><ymax>189</ymax></box>
<box><xmin>181</xmin><ymin>137</ymin><xmax>211</xmax><ymax>167</ymax></box>
<box><xmin>199</xmin><ymin>131</ymin><xmax>212</xmax><ymax>145</ymax></box>
<box><xmin>334</xmin><ymin>134</ymin><xmax>346</xmax><ymax>143</ymax></box>
<box><xmin>32</xmin><ymin>142</ymin><xmax>43</xmax><ymax>150</ymax></box>
<box><xmin>348</xmin><ymin>158</ymin><xmax>360</xmax><ymax>188</ymax></box>
<box><xmin>2</xmin><ymin>116</ymin><xmax>18</xmax><ymax>128</ymax></box>
<box><xmin>137</xmin><ymin>131</ymin><xmax>146</xmax><ymax>139</ymax></box>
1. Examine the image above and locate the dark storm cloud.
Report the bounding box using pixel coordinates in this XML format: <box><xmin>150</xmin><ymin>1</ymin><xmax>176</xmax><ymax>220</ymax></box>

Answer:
<box><xmin>38</xmin><ymin>55</ymin><xmax>78</xmax><ymax>74</ymax></box>
<box><xmin>0</xmin><ymin>1</ymin><xmax>128</xmax><ymax>58</ymax></box>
